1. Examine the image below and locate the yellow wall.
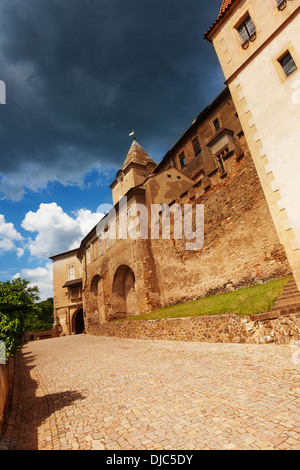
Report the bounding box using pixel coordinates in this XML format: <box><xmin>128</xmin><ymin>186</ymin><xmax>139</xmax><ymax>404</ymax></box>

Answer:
<box><xmin>210</xmin><ymin>0</ymin><xmax>300</xmax><ymax>288</ymax></box>
<box><xmin>52</xmin><ymin>251</ymin><xmax>83</xmax><ymax>334</ymax></box>
<box><xmin>211</xmin><ymin>0</ymin><xmax>299</xmax><ymax>81</ymax></box>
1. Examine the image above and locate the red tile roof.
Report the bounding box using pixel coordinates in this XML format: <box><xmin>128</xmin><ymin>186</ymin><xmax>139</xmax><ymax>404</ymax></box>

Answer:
<box><xmin>204</xmin><ymin>0</ymin><xmax>239</xmax><ymax>40</ymax></box>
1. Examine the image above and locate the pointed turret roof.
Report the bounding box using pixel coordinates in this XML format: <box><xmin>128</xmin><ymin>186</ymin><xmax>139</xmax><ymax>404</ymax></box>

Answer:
<box><xmin>122</xmin><ymin>139</ymin><xmax>156</xmax><ymax>170</ymax></box>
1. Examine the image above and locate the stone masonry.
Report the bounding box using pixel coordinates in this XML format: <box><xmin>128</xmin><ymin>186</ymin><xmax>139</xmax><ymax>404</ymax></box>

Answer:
<box><xmin>1</xmin><ymin>335</ymin><xmax>300</xmax><ymax>450</ymax></box>
<box><xmin>51</xmin><ymin>87</ymin><xmax>292</xmax><ymax>337</ymax></box>
<box><xmin>94</xmin><ymin>312</ymin><xmax>300</xmax><ymax>346</ymax></box>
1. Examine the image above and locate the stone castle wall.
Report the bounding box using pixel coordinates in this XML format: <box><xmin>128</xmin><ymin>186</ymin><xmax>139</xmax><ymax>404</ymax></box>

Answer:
<box><xmin>51</xmin><ymin>88</ymin><xmax>293</xmax><ymax>337</ymax></box>
<box><xmin>82</xmin><ymin>133</ymin><xmax>291</xmax><ymax>336</ymax></box>
<box><xmin>94</xmin><ymin>312</ymin><xmax>300</xmax><ymax>346</ymax></box>
<box><xmin>149</xmin><ymin>133</ymin><xmax>291</xmax><ymax>308</ymax></box>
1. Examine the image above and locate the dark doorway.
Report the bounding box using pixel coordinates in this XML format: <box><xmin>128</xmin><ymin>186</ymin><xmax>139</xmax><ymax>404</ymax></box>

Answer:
<box><xmin>74</xmin><ymin>309</ymin><xmax>85</xmax><ymax>334</ymax></box>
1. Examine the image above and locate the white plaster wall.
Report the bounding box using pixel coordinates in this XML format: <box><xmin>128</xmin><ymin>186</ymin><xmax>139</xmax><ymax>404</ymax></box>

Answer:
<box><xmin>236</xmin><ymin>17</ymin><xmax>300</xmax><ymax>243</ymax></box>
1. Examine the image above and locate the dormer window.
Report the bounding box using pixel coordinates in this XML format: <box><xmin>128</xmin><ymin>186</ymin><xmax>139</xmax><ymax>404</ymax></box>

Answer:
<box><xmin>207</xmin><ymin>129</ymin><xmax>235</xmax><ymax>178</ymax></box>
<box><xmin>236</xmin><ymin>15</ymin><xmax>256</xmax><ymax>49</ymax></box>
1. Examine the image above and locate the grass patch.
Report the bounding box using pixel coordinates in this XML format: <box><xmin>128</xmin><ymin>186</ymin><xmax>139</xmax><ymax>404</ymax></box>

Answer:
<box><xmin>121</xmin><ymin>276</ymin><xmax>291</xmax><ymax>322</ymax></box>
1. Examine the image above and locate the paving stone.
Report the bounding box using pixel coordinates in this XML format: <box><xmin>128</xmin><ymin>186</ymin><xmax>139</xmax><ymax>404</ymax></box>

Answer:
<box><xmin>0</xmin><ymin>335</ymin><xmax>300</xmax><ymax>450</ymax></box>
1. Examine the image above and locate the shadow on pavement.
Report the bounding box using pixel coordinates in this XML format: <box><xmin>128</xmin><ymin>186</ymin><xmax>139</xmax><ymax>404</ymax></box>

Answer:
<box><xmin>0</xmin><ymin>348</ymin><xmax>83</xmax><ymax>450</ymax></box>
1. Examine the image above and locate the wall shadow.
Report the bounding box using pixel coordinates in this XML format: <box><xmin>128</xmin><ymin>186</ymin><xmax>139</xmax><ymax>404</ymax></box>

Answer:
<box><xmin>0</xmin><ymin>348</ymin><xmax>84</xmax><ymax>450</ymax></box>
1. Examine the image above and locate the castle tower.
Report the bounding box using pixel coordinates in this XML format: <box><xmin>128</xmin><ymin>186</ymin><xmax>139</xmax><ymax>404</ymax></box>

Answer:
<box><xmin>110</xmin><ymin>139</ymin><xmax>157</xmax><ymax>205</ymax></box>
<box><xmin>205</xmin><ymin>0</ymin><xmax>300</xmax><ymax>290</ymax></box>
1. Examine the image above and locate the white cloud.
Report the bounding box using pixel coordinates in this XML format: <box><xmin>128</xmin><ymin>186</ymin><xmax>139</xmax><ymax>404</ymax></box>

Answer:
<box><xmin>13</xmin><ymin>262</ymin><xmax>53</xmax><ymax>300</ymax></box>
<box><xmin>16</xmin><ymin>247</ymin><xmax>25</xmax><ymax>258</ymax></box>
<box><xmin>73</xmin><ymin>208</ymin><xmax>104</xmax><ymax>236</ymax></box>
<box><xmin>21</xmin><ymin>203</ymin><xmax>103</xmax><ymax>259</ymax></box>
<box><xmin>6</xmin><ymin>203</ymin><xmax>104</xmax><ymax>299</ymax></box>
<box><xmin>0</xmin><ymin>214</ymin><xmax>24</xmax><ymax>256</ymax></box>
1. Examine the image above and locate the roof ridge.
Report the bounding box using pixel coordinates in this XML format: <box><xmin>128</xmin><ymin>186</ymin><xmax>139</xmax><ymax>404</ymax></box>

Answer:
<box><xmin>204</xmin><ymin>0</ymin><xmax>239</xmax><ymax>40</ymax></box>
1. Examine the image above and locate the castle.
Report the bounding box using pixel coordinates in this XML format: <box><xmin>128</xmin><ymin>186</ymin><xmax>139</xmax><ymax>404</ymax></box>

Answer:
<box><xmin>51</xmin><ymin>0</ymin><xmax>299</xmax><ymax>336</ymax></box>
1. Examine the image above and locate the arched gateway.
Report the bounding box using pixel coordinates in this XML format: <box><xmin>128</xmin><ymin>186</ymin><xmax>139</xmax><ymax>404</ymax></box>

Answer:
<box><xmin>73</xmin><ymin>308</ymin><xmax>85</xmax><ymax>334</ymax></box>
<box><xmin>112</xmin><ymin>265</ymin><xmax>137</xmax><ymax>319</ymax></box>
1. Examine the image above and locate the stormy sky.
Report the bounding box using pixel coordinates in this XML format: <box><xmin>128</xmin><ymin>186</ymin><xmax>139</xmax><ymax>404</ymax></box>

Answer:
<box><xmin>0</xmin><ymin>0</ymin><xmax>224</xmax><ymax>200</ymax></box>
<box><xmin>0</xmin><ymin>0</ymin><xmax>225</xmax><ymax>298</ymax></box>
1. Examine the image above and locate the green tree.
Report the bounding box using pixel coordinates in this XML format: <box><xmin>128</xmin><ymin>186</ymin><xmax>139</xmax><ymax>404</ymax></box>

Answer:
<box><xmin>26</xmin><ymin>297</ymin><xmax>54</xmax><ymax>332</ymax></box>
<box><xmin>0</xmin><ymin>278</ymin><xmax>40</xmax><ymax>358</ymax></box>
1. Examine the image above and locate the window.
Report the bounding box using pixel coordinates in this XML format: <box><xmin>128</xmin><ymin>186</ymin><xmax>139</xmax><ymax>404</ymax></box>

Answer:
<box><xmin>219</xmin><ymin>147</ymin><xmax>230</xmax><ymax>159</ymax></box>
<box><xmin>213</xmin><ymin>118</ymin><xmax>220</xmax><ymax>132</ymax></box>
<box><xmin>276</xmin><ymin>0</ymin><xmax>287</xmax><ymax>10</ymax></box>
<box><xmin>68</xmin><ymin>264</ymin><xmax>75</xmax><ymax>280</ymax></box>
<box><xmin>97</xmin><ymin>238</ymin><xmax>102</xmax><ymax>256</ymax></box>
<box><xmin>104</xmin><ymin>227</ymin><xmax>110</xmax><ymax>249</ymax></box>
<box><xmin>236</xmin><ymin>15</ymin><xmax>256</xmax><ymax>48</ymax></box>
<box><xmin>192</xmin><ymin>137</ymin><xmax>201</xmax><ymax>156</ymax></box>
<box><xmin>216</xmin><ymin>148</ymin><xmax>229</xmax><ymax>175</ymax></box>
<box><xmin>179</xmin><ymin>152</ymin><xmax>187</xmax><ymax>169</ymax></box>
<box><xmin>86</xmin><ymin>246</ymin><xmax>90</xmax><ymax>265</ymax></box>
<box><xmin>279</xmin><ymin>52</ymin><xmax>297</xmax><ymax>77</ymax></box>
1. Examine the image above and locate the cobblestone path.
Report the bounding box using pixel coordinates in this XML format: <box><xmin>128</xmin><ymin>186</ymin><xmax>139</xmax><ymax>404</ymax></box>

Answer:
<box><xmin>0</xmin><ymin>334</ymin><xmax>300</xmax><ymax>450</ymax></box>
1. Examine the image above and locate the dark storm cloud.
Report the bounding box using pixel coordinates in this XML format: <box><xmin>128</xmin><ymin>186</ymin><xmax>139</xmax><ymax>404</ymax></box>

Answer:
<box><xmin>0</xmin><ymin>0</ymin><xmax>223</xmax><ymax>200</ymax></box>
